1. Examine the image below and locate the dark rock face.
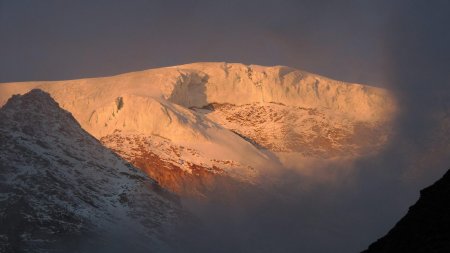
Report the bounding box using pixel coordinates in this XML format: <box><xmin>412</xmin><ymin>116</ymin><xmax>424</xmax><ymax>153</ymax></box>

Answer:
<box><xmin>0</xmin><ymin>90</ymin><xmax>183</xmax><ymax>253</ymax></box>
<box><xmin>363</xmin><ymin>169</ymin><xmax>450</xmax><ymax>253</ymax></box>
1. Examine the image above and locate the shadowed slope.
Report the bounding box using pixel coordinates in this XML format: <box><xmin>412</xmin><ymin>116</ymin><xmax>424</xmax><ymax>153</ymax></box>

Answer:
<box><xmin>0</xmin><ymin>89</ymin><xmax>183</xmax><ymax>253</ymax></box>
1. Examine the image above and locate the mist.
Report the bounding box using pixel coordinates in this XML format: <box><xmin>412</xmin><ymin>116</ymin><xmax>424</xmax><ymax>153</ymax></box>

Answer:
<box><xmin>1</xmin><ymin>1</ymin><xmax>450</xmax><ymax>252</ymax></box>
<box><xmin>169</xmin><ymin>2</ymin><xmax>450</xmax><ymax>252</ymax></box>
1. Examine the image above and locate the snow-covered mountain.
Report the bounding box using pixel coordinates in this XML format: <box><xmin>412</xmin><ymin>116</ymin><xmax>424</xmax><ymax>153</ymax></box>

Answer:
<box><xmin>0</xmin><ymin>90</ymin><xmax>184</xmax><ymax>252</ymax></box>
<box><xmin>0</xmin><ymin>62</ymin><xmax>396</xmax><ymax>197</ymax></box>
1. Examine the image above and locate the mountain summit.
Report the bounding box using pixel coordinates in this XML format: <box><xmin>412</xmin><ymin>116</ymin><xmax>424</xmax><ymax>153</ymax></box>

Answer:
<box><xmin>0</xmin><ymin>63</ymin><xmax>396</xmax><ymax>196</ymax></box>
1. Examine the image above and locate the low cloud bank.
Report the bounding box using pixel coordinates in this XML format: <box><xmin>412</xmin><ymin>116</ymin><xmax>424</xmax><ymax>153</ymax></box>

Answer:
<box><xmin>171</xmin><ymin>2</ymin><xmax>450</xmax><ymax>252</ymax></box>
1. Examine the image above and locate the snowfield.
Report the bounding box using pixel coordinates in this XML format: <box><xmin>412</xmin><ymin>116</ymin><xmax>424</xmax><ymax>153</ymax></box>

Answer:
<box><xmin>0</xmin><ymin>62</ymin><xmax>396</xmax><ymax>196</ymax></box>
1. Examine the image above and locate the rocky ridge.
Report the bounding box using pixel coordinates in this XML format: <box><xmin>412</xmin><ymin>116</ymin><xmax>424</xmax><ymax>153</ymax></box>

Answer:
<box><xmin>0</xmin><ymin>90</ymin><xmax>183</xmax><ymax>252</ymax></box>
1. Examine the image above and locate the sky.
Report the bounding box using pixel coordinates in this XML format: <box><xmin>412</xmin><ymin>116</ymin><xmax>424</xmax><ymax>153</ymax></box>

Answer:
<box><xmin>1</xmin><ymin>1</ymin><xmax>450</xmax><ymax>252</ymax></box>
<box><xmin>1</xmin><ymin>0</ymin><xmax>398</xmax><ymax>86</ymax></box>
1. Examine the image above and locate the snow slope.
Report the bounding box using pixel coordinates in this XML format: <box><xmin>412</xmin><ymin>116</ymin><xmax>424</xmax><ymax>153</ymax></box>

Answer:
<box><xmin>0</xmin><ymin>90</ymin><xmax>183</xmax><ymax>252</ymax></box>
<box><xmin>0</xmin><ymin>62</ymin><xmax>396</xmax><ymax>196</ymax></box>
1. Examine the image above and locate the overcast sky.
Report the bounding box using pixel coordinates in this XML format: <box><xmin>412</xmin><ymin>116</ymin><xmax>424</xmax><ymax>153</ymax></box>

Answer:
<box><xmin>1</xmin><ymin>1</ymin><xmax>450</xmax><ymax>252</ymax></box>
<box><xmin>0</xmin><ymin>0</ymin><xmax>406</xmax><ymax>86</ymax></box>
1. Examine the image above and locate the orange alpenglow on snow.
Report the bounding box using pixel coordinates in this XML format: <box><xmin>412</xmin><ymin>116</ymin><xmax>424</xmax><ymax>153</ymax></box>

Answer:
<box><xmin>0</xmin><ymin>62</ymin><xmax>397</xmax><ymax>197</ymax></box>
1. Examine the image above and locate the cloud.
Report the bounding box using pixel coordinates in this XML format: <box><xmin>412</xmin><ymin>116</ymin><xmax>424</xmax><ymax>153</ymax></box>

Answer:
<box><xmin>2</xmin><ymin>1</ymin><xmax>450</xmax><ymax>252</ymax></box>
<box><xmin>169</xmin><ymin>3</ymin><xmax>450</xmax><ymax>252</ymax></box>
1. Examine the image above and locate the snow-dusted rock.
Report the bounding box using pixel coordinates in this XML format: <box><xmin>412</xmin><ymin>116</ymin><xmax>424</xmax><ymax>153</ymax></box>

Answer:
<box><xmin>0</xmin><ymin>90</ymin><xmax>183</xmax><ymax>252</ymax></box>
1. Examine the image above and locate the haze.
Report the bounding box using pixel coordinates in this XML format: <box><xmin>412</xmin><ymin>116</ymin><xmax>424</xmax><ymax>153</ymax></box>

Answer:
<box><xmin>1</xmin><ymin>1</ymin><xmax>449</xmax><ymax>252</ymax></box>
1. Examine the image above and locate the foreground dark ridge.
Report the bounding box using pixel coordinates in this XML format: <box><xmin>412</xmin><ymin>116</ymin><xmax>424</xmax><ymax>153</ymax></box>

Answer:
<box><xmin>0</xmin><ymin>89</ymin><xmax>183</xmax><ymax>253</ymax></box>
<box><xmin>363</xmin><ymin>168</ymin><xmax>450</xmax><ymax>253</ymax></box>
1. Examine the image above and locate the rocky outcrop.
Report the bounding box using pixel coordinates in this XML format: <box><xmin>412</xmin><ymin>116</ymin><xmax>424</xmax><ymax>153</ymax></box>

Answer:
<box><xmin>200</xmin><ymin>102</ymin><xmax>389</xmax><ymax>157</ymax></box>
<box><xmin>101</xmin><ymin>133</ymin><xmax>258</xmax><ymax>198</ymax></box>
